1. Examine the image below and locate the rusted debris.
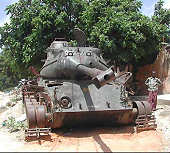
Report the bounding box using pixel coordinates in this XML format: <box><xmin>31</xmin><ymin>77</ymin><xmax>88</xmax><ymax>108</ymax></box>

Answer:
<box><xmin>134</xmin><ymin>101</ymin><xmax>157</xmax><ymax>132</ymax></box>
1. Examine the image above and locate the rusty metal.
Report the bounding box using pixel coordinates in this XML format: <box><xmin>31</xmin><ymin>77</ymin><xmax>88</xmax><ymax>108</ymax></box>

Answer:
<box><xmin>134</xmin><ymin>101</ymin><xmax>146</xmax><ymax>115</ymax></box>
<box><xmin>25</xmin><ymin>128</ymin><xmax>51</xmax><ymax>139</ymax></box>
<box><xmin>22</xmin><ymin>82</ymin><xmax>50</xmax><ymax>138</ymax></box>
<box><xmin>141</xmin><ymin>101</ymin><xmax>152</xmax><ymax>114</ymax></box>
<box><xmin>50</xmin><ymin>109</ymin><xmax>136</xmax><ymax>128</ymax></box>
<box><xmin>35</xmin><ymin>105</ymin><xmax>46</xmax><ymax>128</ymax></box>
<box><xmin>134</xmin><ymin>101</ymin><xmax>157</xmax><ymax>132</ymax></box>
<box><xmin>25</xmin><ymin>104</ymin><xmax>37</xmax><ymax>129</ymax></box>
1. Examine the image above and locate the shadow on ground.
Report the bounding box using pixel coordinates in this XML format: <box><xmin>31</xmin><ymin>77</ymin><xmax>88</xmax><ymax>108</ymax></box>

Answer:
<box><xmin>52</xmin><ymin>125</ymin><xmax>135</xmax><ymax>152</ymax></box>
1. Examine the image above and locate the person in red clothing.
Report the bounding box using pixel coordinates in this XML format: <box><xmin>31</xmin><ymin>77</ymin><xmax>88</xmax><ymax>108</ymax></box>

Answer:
<box><xmin>145</xmin><ymin>71</ymin><xmax>162</xmax><ymax>111</ymax></box>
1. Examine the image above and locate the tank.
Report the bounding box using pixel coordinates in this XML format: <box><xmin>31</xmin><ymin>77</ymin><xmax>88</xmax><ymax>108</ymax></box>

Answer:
<box><xmin>22</xmin><ymin>29</ymin><xmax>156</xmax><ymax>138</ymax></box>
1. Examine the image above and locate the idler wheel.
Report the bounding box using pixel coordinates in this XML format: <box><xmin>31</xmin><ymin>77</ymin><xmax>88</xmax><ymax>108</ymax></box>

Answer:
<box><xmin>133</xmin><ymin>101</ymin><xmax>146</xmax><ymax>116</ymax></box>
<box><xmin>25</xmin><ymin>104</ymin><xmax>37</xmax><ymax>128</ymax></box>
<box><xmin>133</xmin><ymin>101</ymin><xmax>152</xmax><ymax>116</ymax></box>
<box><xmin>35</xmin><ymin>105</ymin><xmax>47</xmax><ymax>128</ymax></box>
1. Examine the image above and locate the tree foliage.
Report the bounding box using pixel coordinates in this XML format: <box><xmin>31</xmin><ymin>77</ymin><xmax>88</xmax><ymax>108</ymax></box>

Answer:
<box><xmin>79</xmin><ymin>0</ymin><xmax>168</xmax><ymax>66</ymax></box>
<box><xmin>0</xmin><ymin>0</ymin><xmax>87</xmax><ymax>72</ymax></box>
<box><xmin>0</xmin><ymin>0</ymin><xmax>169</xmax><ymax>82</ymax></box>
<box><xmin>0</xmin><ymin>53</ymin><xmax>19</xmax><ymax>90</ymax></box>
<box><xmin>152</xmin><ymin>0</ymin><xmax>170</xmax><ymax>43</ymax></box>
<box><xmin>152</xmin><ymin>0</ymin><xmax>170</xmax><ymax>27</ymax></box>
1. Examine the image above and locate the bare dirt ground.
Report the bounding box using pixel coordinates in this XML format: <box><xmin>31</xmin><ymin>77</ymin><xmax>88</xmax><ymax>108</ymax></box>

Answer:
<box><xmin>0</xmin><ymin>92</ymin><xmax>168</xmax><ymax>152</ymax></box>
<box><xmin>155</xmin><ymin>98</ymin><xmax>170</xmax><ymax>152</ymax></box>
<box><xmin>0</xmin><ymin>121</ymin><xmax>163</xmax><ymax>152</ymax></box>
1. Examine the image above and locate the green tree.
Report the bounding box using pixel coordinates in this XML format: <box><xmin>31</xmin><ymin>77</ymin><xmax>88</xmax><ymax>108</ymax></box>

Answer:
<box><xmin>152</xmin><ymin>0</ymin><xmax>170</xmax><ymax>43</ymax></box>
<box><xmin>0</xmin><ymin>0</ymin><xmax>87</xmax><ymax>73</ymax></box>
<box><xmin>153</xmin><ymin>0</ymin><xmax>170</xmax><ymax>27</ymax></box>
<box><xmin>0</xmin><ymin>53</ymin><xmax>20</xmax><ymax>90</ymax></box>
<box><xmin>0</xmin><ymin>0</ymin><xmax>169</xmax><ymax>80</ymax></box>
<box><xmin>79</xmin><ymin>0</ymin><xmax>167</xmax><ymax>66</ymax></box>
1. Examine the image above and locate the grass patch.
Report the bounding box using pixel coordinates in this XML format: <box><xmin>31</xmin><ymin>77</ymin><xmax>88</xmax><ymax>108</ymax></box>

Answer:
<box><xmin>2</xmin><ymin>116</ymin><xmax>27</xmax><ymax>133</ymax></box>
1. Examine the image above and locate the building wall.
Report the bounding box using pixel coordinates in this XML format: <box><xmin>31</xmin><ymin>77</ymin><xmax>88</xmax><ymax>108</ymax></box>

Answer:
<box><xmin>135</xmin><ymin>46</ymin><xmax>170</xmax><ymax>95</ymax></box>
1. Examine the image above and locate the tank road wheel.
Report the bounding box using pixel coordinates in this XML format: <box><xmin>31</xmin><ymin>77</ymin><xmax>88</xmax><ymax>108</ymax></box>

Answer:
<box><xmin>25</xmin><ymin>104</ymin><xmax>37</xmax><ymax>129</ymax></box>
<box><xmin>141</xmin><ymin>101</ymin><xmax>152</xmax><ymax>114</ymax></box>
<box><xmin>35</xmin><ymin>105</ymin><xmax>47</xmax><ymax>128</ymax></box>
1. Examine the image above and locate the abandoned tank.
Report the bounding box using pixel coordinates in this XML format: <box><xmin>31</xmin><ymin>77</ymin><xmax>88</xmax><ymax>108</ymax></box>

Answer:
<box><xmin>22</xmin><ymin>29</ymin><xmax>156</xmax><ymax>137</ymax></box>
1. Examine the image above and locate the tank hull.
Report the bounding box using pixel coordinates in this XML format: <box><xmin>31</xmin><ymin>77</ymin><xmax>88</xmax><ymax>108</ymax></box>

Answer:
<box><xmin>36</xmin><ymin>80</ymin><xmax>137</xmax><ymax>128</ymax></box>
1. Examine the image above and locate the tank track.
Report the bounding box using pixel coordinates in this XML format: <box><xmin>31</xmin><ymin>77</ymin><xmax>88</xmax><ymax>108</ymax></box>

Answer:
<box><xmin>22</xmin><ymin>83</ymin><xmax>51</xmax><ymax>140</ymax></box>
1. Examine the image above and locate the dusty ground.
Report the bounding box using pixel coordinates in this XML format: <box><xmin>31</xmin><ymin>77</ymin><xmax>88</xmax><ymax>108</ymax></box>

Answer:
<box><xmin>155</xmin><ymin>98</ymin><xmax>170</xmax><ymax>152</ymax></box>
<box><xmin>0</xmin><ymin>91</ymin><xmax>169</xmax><ymax>152</ymax></box>
<box><xmin>0</xmin><ymin>125</ymin><xmax>163</xmax><ymax>152</ymax></box>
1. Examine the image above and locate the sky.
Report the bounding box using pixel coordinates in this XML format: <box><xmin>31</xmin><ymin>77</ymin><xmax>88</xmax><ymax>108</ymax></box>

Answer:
<box><xmin>0</xmin><ymin>0</ymin><xmax>170</xmax><ymax>51</ymax></box>
<box><xmin>0</xmin><ymin>0</ymin><xmax>19</xmax><ymax>27</ymax></box>
<box><xmin>141</xmin><ymin>0</ymin><xmax>170</xmax><ymax>17</ymax></box>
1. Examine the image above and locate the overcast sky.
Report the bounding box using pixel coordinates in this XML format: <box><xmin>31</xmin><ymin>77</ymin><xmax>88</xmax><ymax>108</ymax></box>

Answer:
<box><xmin>0</xmin><ymin>0</ymin><xmax>170</xmax><ymax>51</ymax></box>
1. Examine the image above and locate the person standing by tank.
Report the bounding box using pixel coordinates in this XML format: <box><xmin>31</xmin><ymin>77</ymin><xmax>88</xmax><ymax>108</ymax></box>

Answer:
<box><xmin>145</xmin><ymin>71</ymin><xmax>162</xmax><ymax>111</ymax></box>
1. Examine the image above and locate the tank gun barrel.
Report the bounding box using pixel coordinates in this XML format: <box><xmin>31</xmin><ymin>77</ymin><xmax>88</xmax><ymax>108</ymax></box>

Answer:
<box><xmin>93</xmin><ymin>70</ymin><xmax>132</xmax><ymax>89</ymax></box>
<box><xmin>77</xmin><ymin>65</ymin><xmax>130</xmax><ymax>89</ymax></box>
<box><xmin>92</xmin><ymin>66</ymin><xmax>116</xmax><ymax>89</ymax></box>
<box><xmin>76</xmin><ymin>64</ymin><xmax>103</xmax><ymax>78</ymax></box>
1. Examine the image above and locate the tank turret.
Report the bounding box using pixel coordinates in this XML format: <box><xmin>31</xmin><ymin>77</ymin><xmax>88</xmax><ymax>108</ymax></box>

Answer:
<box><xmin>40</xmin><ymin>40</ymin><xmax>131</xmax><ymax>89</ymax></box>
